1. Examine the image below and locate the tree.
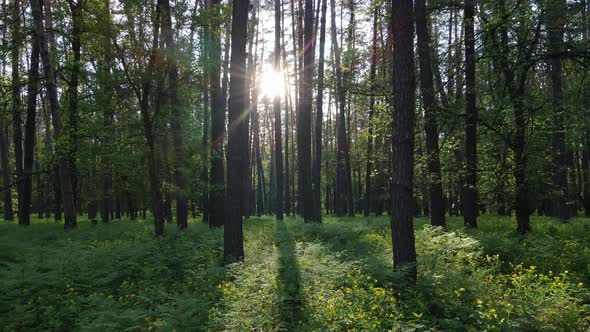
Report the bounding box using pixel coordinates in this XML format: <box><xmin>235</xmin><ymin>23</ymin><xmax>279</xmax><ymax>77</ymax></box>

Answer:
<box><xmin>480</xmin><ymin>0</ymin><xmax>539</xmax><ymax>233</ymax></box>
<box><xmin>274</xmin><ymin>0</ymin><xmax>284</xmax><ymax>221</ymax></box>
<box><xmin>364</xmin><ymin>4</ymin><xmax>378</xmax><ymax>218</ymax></box>
<box><xmin>390</xmin><ymin>0</ymin><xmax>417</xmax><ymax>280</ymax></box>
<box><xmin>415</xmin><ymin>0</ymin><xmax>445</xmax><ymax>227</ymax></box>
<box><xmin>98</xmin><ymin>0</ymin><xmax>114</xmax><ymax>224</ymax></box>
<box><xmin>31</xmin><ymin>0</ymin><xmax>77</xmax><ymax>231</ymax></box>
<box><xmin>21</xmin><ymin>7</ymin><xmax>41</xmax><ymax>226</ymax></box>
<box><xmin>463</xmin><ymin>0</ymin><xmax>477</xmax><ymax>228</ymax></box>
<box><xmin>224</xmin><ymin>0</ymin><xmax>250</xmax><ymax>261</ymax></box>
<box><xmin>1</xmin><ymin>0</ymin><xmax>13</xmax><ymax>222</ymax></box>
<box><xmin>583</xmin><ymin>0</ymin><xmax>590</xmax><ymax>216</ymax></box>
<box><xmin>160</xmin><ymin>0</ymin><xmax>188</xmax><ymax>229</ymax></box>
<box><xmin>0</xmin><ymin>126</ymin><xmax>12</xmax><ymax>220</ymax></box>
<box><xmin>297</xmin><ymin>0</ymin><xmax>314</xmax><ymax>222</ymax></box>
<box><xmin>209</xmin><ymin>0</ymin><xmax>226</xmax><ymax>228</ymax></box>
<box><xmin>547</xmin><ymin>0</ymin><xmax>568</xmax><ymax>222</ymax></box>
<box><xmin>12</xmin><ymin>0</ymin><xmax>23</xmax><ymax>225</ymax></box>
<box><xmin>331</xmin><ymin>0</ymin><xmax>353</xmax><ymax>217</ymax></box>
<box><xmin>312</xmin><ymin>0</ymin><xmax>327</xmax><ymax>222</ymax></box>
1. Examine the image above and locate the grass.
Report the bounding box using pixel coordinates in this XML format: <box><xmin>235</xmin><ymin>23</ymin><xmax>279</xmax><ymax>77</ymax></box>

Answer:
<box><xmin>0</xmin><ymin>214</ymin><xmax>588</xmax><ymax>331</ymax></box>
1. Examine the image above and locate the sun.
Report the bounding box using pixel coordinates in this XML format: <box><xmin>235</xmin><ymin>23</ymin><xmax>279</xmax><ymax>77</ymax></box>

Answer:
<box><xmin>258</xmin><ymin>66</ymin><xmax>285</xmax><ymax>99</ymax></box>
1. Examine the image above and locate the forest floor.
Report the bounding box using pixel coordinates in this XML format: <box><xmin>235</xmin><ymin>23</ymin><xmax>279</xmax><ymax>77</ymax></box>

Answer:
<box><xmin>0</xmin><ymin>214</ymin><xmax>589</xmax><ymax>331</ymax></box>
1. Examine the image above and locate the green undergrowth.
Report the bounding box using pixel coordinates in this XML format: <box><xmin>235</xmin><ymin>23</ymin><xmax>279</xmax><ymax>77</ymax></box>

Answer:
<box><xmin>0</xmin><ymin>215</ymin><xmax>588</xmax><ymax>331</ymax></box>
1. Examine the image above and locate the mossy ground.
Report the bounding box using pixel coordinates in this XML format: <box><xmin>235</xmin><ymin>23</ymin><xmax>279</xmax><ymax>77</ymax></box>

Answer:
<box><xmin>0</xmin><ymin>215</ymin><xmax>588</xmax><ymax>331</ymax></box>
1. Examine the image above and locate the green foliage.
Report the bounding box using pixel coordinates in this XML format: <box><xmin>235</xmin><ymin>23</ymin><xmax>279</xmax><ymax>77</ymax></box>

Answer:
<box><xmin>1</xmin><ymin>215</ymin><xmax>589</xmax><ymax>331</ymax></box>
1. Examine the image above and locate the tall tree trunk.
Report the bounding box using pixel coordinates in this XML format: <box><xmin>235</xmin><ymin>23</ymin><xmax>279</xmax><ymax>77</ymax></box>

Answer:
<box><xmin>297</xmin><ymin>0</ymin><xmax>314</xmax><ymax>222</ymax></box>
<box><xmin>583</xmin><ymin>0</ymin><xmax>590</xmax><ymax>216</ymax></box>
<box><xmin>331</xmin><ymin>0</ymin><xmax>343</xmax><ymax>216</ymax></box>
<box><xmin>463</xmin><ymin>0</ymin><xmax>477</xmax><ymax>228</ymax></box>
<box><xmin>21</xmin><ymin>18</ymin><xmax>41</xmax><ymax>226</ymax></box>
<box><xmin>31</xmin><ymin>0</ymin><xmax>77</xmax><ymax>230</ymax></box>
<box><xmin>364</xmin><ymin>5</ymin><xmax>378</xmax><ymax>218</ymax></box>
<box><xmin>0</xmin><ymin>127</ymin><xmax>13</xmax><ymax>220</ymax></box>
<box><xmin>99</xmin><ymin>0</ymin><xmax>113</xmax><ymax>224</ymax></box>
<box><xmin>242</xmin><ymin>1</ymin><xmax>258</xmax><ymax>220</ymax></box>
<box><xmin>296</xmin><ymin>0</ymin><xmax>304</xmax><ymax>214</ymax></box>
<box><xmin>201</xmin><ymin>1</ymin><xmax>210</xmax><ymax>223</ymax></box>
<box><xmin>137</xmin><ymin>0</ymin><xmax>165</xmax><ymax>236</ymax></box>
<box><xmin>161</xmin><ymin>0</ymin><xmax>188</xmax><ymax>229</ymax></box>
<box><xmin>281</xmin><ymin>0</ymin><xmax>291</xmax><ymax>216</ymax></box>
<box><xmin>548</xmin><ymin>0</ymin><xmax>568</xmax><ymax>221</ymax></box>
<box><xmin>66</xmin><ymin>0</ymin><xmax>83</xmax><ymax>228</ymax></box>
<box><xmin>0</xmin><ymin>0</ymin><xmax>12</xmax><ymax>222</ymax></box>
<box><xmin>12</xmin><ymin>0</ymin><xmax>23</xmax><ymax>224</ymax></box>
<box><xmin>390</xmin><ymin>0</ymin><xmax>417</xmax><ymax>281</ymax></box>
<box><xmin>225</xmin><ymin>0</ymin><xmax>250</xmax><ymax>261</ymax></box>
<box><xmin>415</xmin><ymin>0</ymin><xmax>445</xmax><ymax>227</ymax></box>
<box><xmin>273</xmin><ymin>0</ymin><xmax>284</xmax><ymax>221</ymax></box>
<box><xmin>209</xmin><ymin>0</ymin><xmax>225</xmax><ymax>228</ymax></box>
<box><xmin>344</xmin><ymin>4</ymin><xmax>355</xmax><ymax>217</ymax></box>
<box><xmin>253</xmin><ymin>91</ymin><xmax>264</xmax><ymax>216</ymax></box>
<box><xmin>312</xmin><ymin>0</ymin><xmax>327</xmax><ymax>222</ymax></box>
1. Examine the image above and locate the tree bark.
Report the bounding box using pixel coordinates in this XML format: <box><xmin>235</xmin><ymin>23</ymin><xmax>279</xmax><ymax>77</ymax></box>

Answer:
<box><xmin>137</xmin><ymin>0</ymin><xmax>165</xmax><ymax>236</ymax></box>
<box><xmin>312</xmin><ymin>0</ymin><xmax>327</xmax><ymax>222</ymax></box>
<box><xmin>161</xmin><ymin>0</ymin><xmax>188</xmax><ymax>229</ymax></box>
<box><xmin>224</xmin><ymin>0</ymin><xmax>250</xmax><ymax>261</ymax></box>
<box><xmin>583</xmin><ymin>0</ymin><xmax>590</xmax><ymax>216</ymax></box>
<box><xmin>99</xmin><ymin>0</ymin><xmax>113</xmax><ymax>224</ymax></box>
<box><xmin>547</xmin><ymin>0</ymin><xmax>568</xmax><ymax>221</ymax></box>
<box><xmin>31</xmin><ymin>0</ymin><xmax>77</xmax><ymax>230</ymax></box>
<box><xmin>331</xmin><ymin>0</ymin><xmax>345</xmax><ymax>217</ymax></box>
<box><xmin>295</xmin><ymin>0</ymin><xmax>313</xmax><ymax>221</ymax></box>
<box><xmin>12</xmin><ymin>0</ymin><xmax>23</xmax><ymax>224</ymax></box>
<box><xmin>274</xmin><ymin>0</ymin><xmax>284</xmax><ymax>221</ymax></box>
<box><xmin>280</xmin><ymin>0</ymin><xmax>291</xmax><ymax>216</ymax></box>
<box><xmin>65</xmin><ymin>0</ymin><xmax>83</xmax><ymax>228</ymax></box>
<box><xmin>415</xmin><ymin>0</ymin><xmax>445</xmax><ymax>227</ymax></box>
<box><xmin>390</xmin><ymin>0</ymin><xmax>417</xmax><ymax>281</ymax></box>
<box><xmin>209</xmin><ymin>0</ymin><xmax>225</xmax><ymax>228</ymax></box>
<box><xmin>0</xmin><ymin>127</ymin><xmax>13</xmax><ymax>221</ymax></box>
<box><xmin>21</xmin><ymin>16</ymin><xmax>41</xmax><ymax>226</ymax></box>
<box><xmin>463</xmin><ymin>0</ymin><xmax>477</xmax><ymax>228</ymax></box>
<box><xmin>364</xmin><ymin>5</ymin><xmax>378</xmax><ymax>218</ymax></box>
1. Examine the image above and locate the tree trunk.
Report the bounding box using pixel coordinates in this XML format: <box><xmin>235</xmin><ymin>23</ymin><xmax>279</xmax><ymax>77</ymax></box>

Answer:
<box><xmin>273</xmin><ymin>0</ymin><xmax>284</xmax><ymax>221</ymax></box>
<box><xmin>99</xmin><ymin>0</ymin><xmax>113</xmax><ymax>224</ymax></box>
<box><xmin>583</xmin><ymin>0</ymin><xmax>590</xmax><ymax>216</ymax></box>
<box><xmin>201</xmin><ymin>1</ymin><xmax>210</xmax><ymax>223</ymax></box>
<box><xmin>138</xmin><ymin>0</ymin><xmax>165</xmax><ymax>236</ymax></box>
<box><xmin>364</xmin><ymin>5</ymin><xmax>378</xmax><ymax>218</ymax></box>
<box><xmin>12</xmin><ymin>0</ymin><xmax>23</xmax><ymax>224</ymax></box>
<box><xmin>160</xmin><ymin>0</ymin><xmax>188</xmax><ymax>229</ymax></box>
<box><xmin>281</xmin><ymin>0</ymin><xmax>291</xmax><ymax>216</ymax></box>
<box><xmin>31</xmin><ymin>0</ymin><xmax>77</xmax><ymax>230</ymax></box>
<box><xmin>548</xmin><ymin>0</ymin><xmax>568</xmax><ymax>221</ymax></box>
<box><xmin>0</xmin><ymin>126</ymin><xmax>13</xmax><ymax>220</ymax></box>
<box><xmin>331</xmin><ymin>0</ymin><xmax>347</xmax><ymax>217</ymax></box>
<box><xmin>463</xmin><ymin>0</ymin><xmax>477</xmax><ymax>228</ymax></box>
<box><xmin>224</xmin><ymin>0</ymin><xmax>250</xmax><ymax>261</ymax></box>
<box><xmin>209</xmin><ymin>0</ymin><xmax>225</xmax><ymax>228</ymax></box>
<box><xmin>21</xmin><ymin>18</ymin><xmax>41</xmax><ymax>226</ymax></box>
<box><xmin>390</xmin><ymin>0</ymin><xmax>417</xmax><ymax>281</ymax></box>
<box><xmin>415</xmin><ymin>0</ymin><xmax>445</xmax><ymax>227</ymax></box>
<box><xmin>65</xmin><ymin>0</ymin><xmax>83</xmax><ymax>228</ymax></box>
<box><xmin>312</xmin><ymin>0</ymin><xmax>327</xmax><ymax>222</ymax></box>
<box><xmin>295</xmin><ymin>0</ymin><xmax>313</xmax><ymax>221</ymax></box>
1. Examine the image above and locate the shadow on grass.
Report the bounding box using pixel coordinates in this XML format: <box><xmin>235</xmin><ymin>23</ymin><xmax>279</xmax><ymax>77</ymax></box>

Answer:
<box><xmin>274</xmin><ymin>221</ymin><xmax>305</xmax><ymax>330</ymax></box>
